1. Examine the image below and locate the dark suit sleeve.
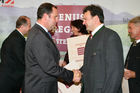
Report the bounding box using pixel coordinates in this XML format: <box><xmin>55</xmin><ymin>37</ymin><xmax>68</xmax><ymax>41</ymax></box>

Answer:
<box><xmin>3</xmin><ymin>35</ymin><xmax>25</xmax><ymax>66</ymax></box>
<box><xmin>31</xmin><ymin>35</ymin><xmax>73</xmax><ymax>83</ymax></box>
<box><xmin>64</xmin><ymin>51</ymin><xmax>69</xmax><ymax>64</ymax></box>
<box><xmin>136</xmin><ymin>67</ymin><xmax>140</xmax><ymax>83</ymax></box>
<box><xmin>135</xmin><ymin>46</ymin><xmax>140</xmax><ymax>82</ymax></box>
<box><xmin>136</xmin><ymin>64</ymin><xmax>140</xmax><ymax>83</ymax></box>
<box><xmin>12</xmin><ymin>39</ymin><xmax>25</xmax><ymax>65</ymax></box>
<box><xmin>102</xmin><ymin>32</ymin><xmax>124</xmax><ymax>93</ymax></box>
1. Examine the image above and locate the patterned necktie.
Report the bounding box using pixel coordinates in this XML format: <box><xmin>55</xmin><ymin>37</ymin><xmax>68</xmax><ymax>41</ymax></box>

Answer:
<box><xmin>90</xmin><ymin>34</ymin><xmax>93</xmax><ymax>39</ymax></box>
<box><xmin>133</xmin><ymin>41</ymin><xmax>137</xmax><ymax>46</ymax></box>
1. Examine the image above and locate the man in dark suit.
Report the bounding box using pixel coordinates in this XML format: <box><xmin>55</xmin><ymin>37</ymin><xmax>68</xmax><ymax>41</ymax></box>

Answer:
<box><xmin>0</xmin><ymin>16</ymin><xmax>31</xmax><ymax>93</ymax></box>
<box><xmin>124</xmin><ymin>16</ymin><xmax>140</xmax><ymax>93</ymax></box>
<box><xmin>80</xmin><ymin>5</ymin><xmax>124</xmax><ymax>93</ymax></box>
<box><xmin>24</xmin><ymin>3</ymin><xmax>81</xmax><ymax>93</ymax></box>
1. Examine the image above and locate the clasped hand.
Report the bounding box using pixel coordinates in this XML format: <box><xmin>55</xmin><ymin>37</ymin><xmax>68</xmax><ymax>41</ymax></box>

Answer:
<box><xmin>72</xmin><ymin>69</ymin><xmax>82</xmax><ymax>83</ymax></box>
<box><xmin>124</xmin><ymin>69</ymin><xmax>136</xmax><ymax>80</ymax></box>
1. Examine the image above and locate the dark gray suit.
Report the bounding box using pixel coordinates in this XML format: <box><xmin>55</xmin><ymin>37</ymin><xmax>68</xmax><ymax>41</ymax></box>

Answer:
<box><xmin>24</xmin><ymin>24</ymin><xmax>73</xmax><ymax>93</ymax></box>
<box><xmin>81</xmin><ymin>26</ymin><xmax>124</xmax><ymax>93</ymax></box>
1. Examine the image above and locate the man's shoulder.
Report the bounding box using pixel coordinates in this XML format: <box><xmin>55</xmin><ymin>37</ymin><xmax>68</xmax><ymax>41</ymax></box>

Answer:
<box><xmin>29</xmin><ymin>24</ymin><xmax>44</xmax><ymax>36</ymax></box>
<box><xmin>104</xmin><ymin>27</ymin><xmax>115</xmax><ymax>33</ymax></box>
<box><xmin>103</xmin><ymin>27</ymin><xmax>119</xmax><ymax>37</ymax></box>
<box><xmin>31</xmin><ymin>24</ymin><xmax>43</xmax><ymax>31</ymax></box>
<box><xmin>27</xmin><ymin>25</ymin><xmax>47</xmax><ymax>44</ymax></box>
<box><xmin>4</xmin><ymin>30</ymin><xmax>21</xmax><ymax>41</ymax></box>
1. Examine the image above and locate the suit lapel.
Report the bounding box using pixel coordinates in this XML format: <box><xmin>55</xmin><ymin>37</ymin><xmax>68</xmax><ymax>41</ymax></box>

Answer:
<box><xmin>85</xmin><ymin>26</ymin><xmax>106</xmax><ymax>64</ymax></box>
<box><xmin>92</xmin><ymin>25</ymin><xmax>105</xmax><ymax>38</ymax></box>
<box><xmin>14</xmin><ymin>29</ymin><xmax>25</xmax><ymax>41</ymax></box>
<box><xmin>89</xmin><ymin>26</ymin><xmax>105</xmax><ymax>47</ymax></box>
<box><xmin>34</xmin><ymin>24</ymin><xmax>59</xmax><ymax>53</ymax></box>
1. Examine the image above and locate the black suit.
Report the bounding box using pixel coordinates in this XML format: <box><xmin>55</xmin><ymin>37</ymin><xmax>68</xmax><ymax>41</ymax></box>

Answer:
<box><xmin>24</xmin><ymin>24</ymin><xmax>73</xmax><ymax>93</ymax></box>
<box><xmin>0</xmin><ymin>30</ymin><xmax>25</xmax><ymax>93</ymax></box>
<box><xmin>125</xmin><ymin>42</ymin><xmax>140</xmax><ymax>93</ymax></box>
<box><xmin>81</xmin><ymin>26</ymin><xmax>124</xmax><ymax>93</ymax></box>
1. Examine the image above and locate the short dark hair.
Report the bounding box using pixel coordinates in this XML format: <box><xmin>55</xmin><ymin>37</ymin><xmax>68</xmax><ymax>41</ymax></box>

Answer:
<box><xmin>16</xmin><ymin>16</ymin><xmax>30</xmax><ymax>28</ymax></box>
<box><xmin>83</xmin><ymin>4</ymin><xmax>104</xmax><ymax>23</ymax></box>
<box><xmin>37</xmin><ymin>2</ymin><xmax>57</xmax><ymax>19</ymax></box>
<box><xmin>71</xmin><ymin>19</ymin><xmax>88</xmax><ymax>34</ymax></box>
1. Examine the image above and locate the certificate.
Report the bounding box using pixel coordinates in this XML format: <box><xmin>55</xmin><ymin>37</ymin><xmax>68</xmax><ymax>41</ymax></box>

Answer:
<box><xmin>67</xmin><ymin>35</ymin><xmax>89</xmax><ymax>67</ymax></box>
<box><xmin>58</xmin><ymin>35</ymin><xmax>89</xmax><ymax>93</ymax></box>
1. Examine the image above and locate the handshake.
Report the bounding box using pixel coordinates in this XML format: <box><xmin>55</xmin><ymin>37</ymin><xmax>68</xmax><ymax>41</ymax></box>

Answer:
<box><xmin>72</xmin><ymin>69</ymin><xmax>82</xmax><ymax>83</ymax></box>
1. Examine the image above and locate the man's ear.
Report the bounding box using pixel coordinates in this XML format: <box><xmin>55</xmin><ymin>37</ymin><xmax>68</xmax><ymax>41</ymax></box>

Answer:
<box><xmin>94</xmin><ymin>15</ymin><xmax>99</xmax><ymax>20</ymax></box>
<box><xmin>94</xmin><ymin>15</ymin><xmax>100</xmax><ymax>22</ymax></box>
<box><xmin>43</xmin><ymin>13</ymin><xmax>49</xmax><ymax>20</ymax></box>
<box><xmin>20</xmin><ymin>25</ymin><xmax>24</xmax><ymax>29</ymax></box>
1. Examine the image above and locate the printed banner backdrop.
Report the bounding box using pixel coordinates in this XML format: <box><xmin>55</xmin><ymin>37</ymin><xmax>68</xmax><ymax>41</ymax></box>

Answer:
<box><xmin>0</xmin><ymin>0</ymin><xmax>140</xmax><ymax>93</ymax></box>
<box><xmin>53</xmin><ymin>5</ymin><xmax>84</xmax><ymax>51</ymax></box>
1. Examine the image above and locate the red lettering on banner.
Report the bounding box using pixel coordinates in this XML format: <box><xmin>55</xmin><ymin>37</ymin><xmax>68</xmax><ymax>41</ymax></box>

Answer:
<box><xmin>0</xmin><ymin>0</ymin><xmax>14</xmax><ymax>7</ymax></box>
<box><xmin>5</xmin><ymin>0</ymin><xmax>11</xmax><ymax>4</ymax></box>
<box><xmin>11</xmin><ymin>0</ymin><xmax>14</xmax><ymax>4</ymax></box>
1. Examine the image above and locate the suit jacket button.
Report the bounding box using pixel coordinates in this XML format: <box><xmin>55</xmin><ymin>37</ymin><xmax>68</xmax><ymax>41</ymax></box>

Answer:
<box><xmin>93</xmin><ymin>52</ymin><xmax>96</xmax><ymax>55</ymax></box>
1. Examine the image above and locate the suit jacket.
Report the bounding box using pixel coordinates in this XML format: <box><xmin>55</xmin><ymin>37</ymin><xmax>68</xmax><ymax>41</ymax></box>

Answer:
<box><xmin>125</xmin><ymin>42</ymin><xmax>140</xmax><ymax>93</ymax></box>
<box><xmin>81</xmin><ymin>26</ymin><xmax>124</xmax><ymax>93</ymax></box>
<box><xmin>24</xmin><ymin>24</ymin><xmax>73</xmax><ymax>93</ymax></box>
<box><xmin>0</xmin><ymin>30</ymin><xmax>25</xmax><ymax>93</ymax></box>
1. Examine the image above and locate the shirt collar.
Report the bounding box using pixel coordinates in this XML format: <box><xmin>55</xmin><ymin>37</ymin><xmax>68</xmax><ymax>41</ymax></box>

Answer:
<box><xmin>91</xmin><ymin>24</ymin><xmax>104</xmax><ymax>36</ymax></box>
<box><xmin>36</xmin><ymin>22</ymin><xmax>48</xmax><ymax>33</ymax></box>
<box><xmin>136</xmin><ymin>39</ymin><xmax>140</xmax><ymax>43</ymax></box>
<box><xmin>16</xmin><ymin>29</ymin><xmax>24</xmax><ymax>36</ymax></box>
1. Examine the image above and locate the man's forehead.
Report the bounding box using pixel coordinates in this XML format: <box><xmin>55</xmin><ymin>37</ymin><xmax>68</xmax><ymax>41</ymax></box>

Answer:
<box><xmin>85</xmin><ymin>11</ymin><xmax>91</xmax><ymax>14</ymax></box>
<box><xmin>52</xmin><ymin>7</ymin><xmax>57</xmax><ymax>12</ymax></box>
<box><xmin>83</xmin><ymin>11</ymin><xmax>91</xmax><ymax>17</ymax></box>
<box><xmin>51</xmin><ymin>7</ymin><xmax>58</xmax><ymax>14</ymax></box>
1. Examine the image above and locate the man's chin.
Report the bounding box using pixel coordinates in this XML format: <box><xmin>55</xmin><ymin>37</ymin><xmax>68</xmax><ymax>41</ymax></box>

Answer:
<box><xmin>86</xmin><ymin>28</ymin><xmax>92</xmax><ymax>33</ymax></box>
<box><xmin>49</xmin><ymin>26</ymin><xmax>57</xmax><ymax>35</ymax></box>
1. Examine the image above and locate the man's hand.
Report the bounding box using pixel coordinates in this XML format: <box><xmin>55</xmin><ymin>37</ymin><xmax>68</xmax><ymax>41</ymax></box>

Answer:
<box><xmin>124</xmin><ymin>69</ymin><xmax>136</xmax><ymax>80</ymax></box>
<box><xmin>73</xmin><ymin>69</ymin><xmax>82</xmax><ymax>83</ymax></box>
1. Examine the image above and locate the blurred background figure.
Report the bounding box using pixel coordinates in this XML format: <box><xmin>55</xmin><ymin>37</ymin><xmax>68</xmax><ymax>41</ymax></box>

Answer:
<box><xmin>60</xmin><ymin>19</ymin><xmax>89</xmax><ymax>67</ymax></box>
<box><xmin>0</xmin><ymin>16</ymin><xmax>31</xmax><ymax>93</ymax></box>
<box><xmin>124</xmin><ymin>16</ymin><xmax>140</xmax><ymax>93</ymax></box>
